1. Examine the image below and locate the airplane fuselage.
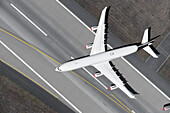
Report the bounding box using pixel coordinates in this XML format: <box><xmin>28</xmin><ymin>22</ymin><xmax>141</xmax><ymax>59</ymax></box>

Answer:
<box><xmin>57</xmin><ymin>45</ymin><xmax>138</xmax><ymax>72</ymax></box>
<box><xmin>55</xmin><ymin>6</ymin><xmax>158</xmax><ymax>99</ymax></box>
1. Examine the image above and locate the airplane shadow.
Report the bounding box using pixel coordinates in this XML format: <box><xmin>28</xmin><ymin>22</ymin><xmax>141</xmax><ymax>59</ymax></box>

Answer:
<box><xmin>109</xmin><ymin>61</ymin><xmax>139</xmax><ymax>95</ymax></box>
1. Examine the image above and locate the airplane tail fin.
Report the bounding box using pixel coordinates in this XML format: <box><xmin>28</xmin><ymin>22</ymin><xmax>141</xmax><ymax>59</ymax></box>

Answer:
<box><xmin>140</xmin><ymin>27</ymin><xmax>160</xmax><ymax>58</ymax></box>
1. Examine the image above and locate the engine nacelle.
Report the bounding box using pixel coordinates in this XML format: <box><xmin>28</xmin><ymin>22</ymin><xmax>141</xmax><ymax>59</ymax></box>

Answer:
<box><xmin>90</xmin><ymin>26</ymin><xmax>98</xmax><ymax>31</ymax></box>
<box><xmin>109</xmin><ymin>84</ymin><xmax>118</xmax><ymax>90</ymax></box>
<box><xmin>94</xmin><ymin>72</ymin><xmax>102</xmax><ymax>78</ymax></box>
<box><xmin>85</xmin><ymin>43</ymin><xmax>93</xmax><ymax>49</ymax></box>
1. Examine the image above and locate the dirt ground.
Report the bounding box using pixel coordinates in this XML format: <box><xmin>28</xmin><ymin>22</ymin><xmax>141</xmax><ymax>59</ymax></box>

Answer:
<box><xmin>75</xmin><ymin>0</ymin><xmax>170</xmax><ymax>60</ymax></box>
<box><xmin>0</xmin><ymin>75</ymin><xmax>57</xmax><ymax>113</ymax></box>
<box><xmin>0</xmin><ymin>1</ymin><xmax>169</xmax><ymax>113</ymax></box>
<box><xmin>75</xmin><ymin>0</ymin><xmax>170</xmax><ymax>83</ymax></box>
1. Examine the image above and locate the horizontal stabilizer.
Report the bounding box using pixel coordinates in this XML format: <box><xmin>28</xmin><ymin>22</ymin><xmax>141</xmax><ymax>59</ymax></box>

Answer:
<box><xmin>141</xmin><ymin>27</ymin><xmax>159</xmax><ymax>58</ymax></box>
<box><xmin>143</xmin><ymin>45</ymin><xmax>158</xmax><ymax>58</ymax></box>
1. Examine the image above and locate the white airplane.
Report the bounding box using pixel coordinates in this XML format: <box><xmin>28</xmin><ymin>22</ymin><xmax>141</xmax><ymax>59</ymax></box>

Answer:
<box><xmin>55</xmin><ymin>7</ymin><xmax>160</xmax><ymax>99</ymax></box>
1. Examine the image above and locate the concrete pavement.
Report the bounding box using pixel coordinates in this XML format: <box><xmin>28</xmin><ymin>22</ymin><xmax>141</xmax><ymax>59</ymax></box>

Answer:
<box><xmin>0</xmin><ymin>0</ymin><xmax>169</xmax><ymax>112</ymax></box>
<box><xmin>146</xmin><ymin>32</ymin><xmax>170</xmax><ymax>71</ymax></box>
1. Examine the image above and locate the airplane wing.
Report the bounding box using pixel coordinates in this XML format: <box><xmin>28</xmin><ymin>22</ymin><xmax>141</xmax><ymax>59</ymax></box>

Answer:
<box><xmin>93</xmin><ymin>62</ymin><xmax>136</xmax><ymax>99</ymax></box>
<box><xmin>90</xmin><ymin>7</ymin><xmax>135</xmax><ymax>99</ymax></box>
<box><xmin>90</xmin><ymin>7</ymin><xmax>109</xmax><ymax>55</ymax></box>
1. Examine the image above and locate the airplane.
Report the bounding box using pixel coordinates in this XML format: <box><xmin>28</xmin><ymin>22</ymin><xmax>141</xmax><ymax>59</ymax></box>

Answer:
<box><xmin>55</xmin><ymin>7</ymin><xmax>160</xmax><ymax>99</ymax></box>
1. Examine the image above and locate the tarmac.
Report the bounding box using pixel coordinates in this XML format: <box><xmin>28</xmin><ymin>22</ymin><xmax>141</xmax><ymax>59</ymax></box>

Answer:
<box><xmin>0</xmin><ymin>0</ymin><xmax>170</xmax><ymax>113</ymax></box>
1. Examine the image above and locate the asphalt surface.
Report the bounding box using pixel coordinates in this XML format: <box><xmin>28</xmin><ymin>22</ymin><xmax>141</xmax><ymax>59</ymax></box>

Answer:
<box><xmin>146</xmin><ymin>32</ymin><xmax>170</xmax><ymax>71</ymax></box>
<box><xmin>0</xmin><ymin>26</ymin><xmax>110</xmax><ymax>113</ymax></box>
<box><xmin>60</xmin><ymin>0</ymin><xmax>170</xmax><ymax>97</ymax></box>
<box><xmin>0</xmin><ymin>0</ymin><xmax>170</xmax><ymax>113</ymax></box>
<box><xmin>0</xmin><ymin>61</ymin><xmax>74</xmax><ymax>113</ymax></box>
<box><xmin>0</xmin><ymin>1</ymin><xmax>120</xmax><ymax>112</ymax></box>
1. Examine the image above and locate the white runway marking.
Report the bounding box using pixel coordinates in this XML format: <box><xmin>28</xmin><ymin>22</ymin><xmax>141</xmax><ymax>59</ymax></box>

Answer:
<box><xmin>10</xmin><ymin>3</ymin><xmax>48</xmax><ymax>36</ymax></box>
<box><xmin>122</xmin><ymin>56</ymin><xmax>170</xmax><ymax>100</ymax></box>
<box><xmin>82</xmin><ymin>67</ymin><xmax>108</xmax><ymax>89</ymax></box>
<box><xmin>55</xmin><ymin>0</ymin><xmax>93</xmax><ymax>33</ymax></box>
<box><xmin>56</xmin><ymin>0</ymin><xmax>170</xmax><ymax>100</ymax></box>
<box><xmin>109</xmin><ymin>44</ymin><xmax>170</xmax><ymax>101</ymax></box>
<box><xmin>0</xmin><ymin>40</ymin><xmax>82</xmax><ymax>113</ymax></box>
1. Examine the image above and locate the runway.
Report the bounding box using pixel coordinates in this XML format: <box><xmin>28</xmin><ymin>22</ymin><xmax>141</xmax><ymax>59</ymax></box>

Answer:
<box><xmin>60</xmin><ymin>0</ymin><xmax>170</xmax><ymax>98</ymax></box>
<box><xmin>0</xmin><ymin>0</ymin><xmax>169</xmax><ymax>113</ymax></box>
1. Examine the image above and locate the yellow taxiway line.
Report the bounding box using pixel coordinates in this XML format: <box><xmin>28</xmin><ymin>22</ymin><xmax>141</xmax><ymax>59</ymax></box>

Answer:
<box><xmin>111</xmin><ymin>94</ymin><xmax>132</xmax><ymax>113</ymax></box>
<box><xmin>0</xmin><ymin>28</ymin><xmax>132</xmax><ymax>113</ymax></box>
<box><xmin>0</xmin><ymin>58</ymin><xmax>59</xmax><ymax>99</ymax></box>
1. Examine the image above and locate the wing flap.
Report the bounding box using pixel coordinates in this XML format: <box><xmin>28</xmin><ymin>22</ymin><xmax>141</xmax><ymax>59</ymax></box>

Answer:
<box><xmin>93</xmin><ymin>62</ymin><xmax>135</xmax><ymax>99</ymax></box>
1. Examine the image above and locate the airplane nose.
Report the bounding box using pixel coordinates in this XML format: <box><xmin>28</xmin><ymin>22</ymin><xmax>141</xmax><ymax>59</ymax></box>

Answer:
<box><xmin>55</xmin><ymin>68</ymin><xmax>59</xmax><ymax>71</ymax></box>
<box><xmin>55</xmin><ymin>67</ymin><xmax>61</xmax><ymax>72</ymax></box>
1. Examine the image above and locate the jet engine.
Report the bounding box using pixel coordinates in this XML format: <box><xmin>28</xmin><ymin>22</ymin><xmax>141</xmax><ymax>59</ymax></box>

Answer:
<box><xmin>90</xmin><ymin>26</ymin><xmax>98</xmax><ymax>31</ymax></box>
<box><xmin>94</xmin><ymin>72</ymin><xmax>103</xmax><ymax>77</ymax></box>
<box><xmin>85</xmin><ymin>43</ymin><xmax>93</xmax><ymax>49</ymax></box>
<box><xmin>109</xmin><ymin>84</ymin><xmax>118</xmax><ymax>90</ymax></box>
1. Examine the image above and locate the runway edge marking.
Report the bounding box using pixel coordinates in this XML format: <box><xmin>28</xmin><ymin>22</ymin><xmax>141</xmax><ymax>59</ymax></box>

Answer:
<box><xmin>55</xmin><ymin>0</ymin><xmax>170</xmax><ymax>101</ymax></box>
<box><xmin>0</xmin><ymin>28</ymin><xmax>130</xmax><ymax>113</ymax></box>
<box><xmin>122</xmin><ymin>57</ymin><xmax>170</xmax><ymax>101</ymax></box>
<box><xmin>0</xmin><ymin>28</ymin><xmax>61</xmax><ymax>65</ymax></box>
<box><xmin>55</xmin><ymin>1</ymin><xmax>136</xmax><ymax>112</ymax></box>
<box><xmin>0</xmin><ymin>59</ymin><xmax>59</xmax><ymax>100</ymax></box>
<box><xmin>0</xmin><ymin>40</ymin><xmax>82</xmax><ymax>113</ymax></box>
<box><xmin>71</xmin><ymin>71</ymin><xmax>131</xmax><ymax>113</ymax></box>
<box><xmin>10</xmin><ymin>3</ymin><xmax>48</xmax><ymax>36</ymax></box>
